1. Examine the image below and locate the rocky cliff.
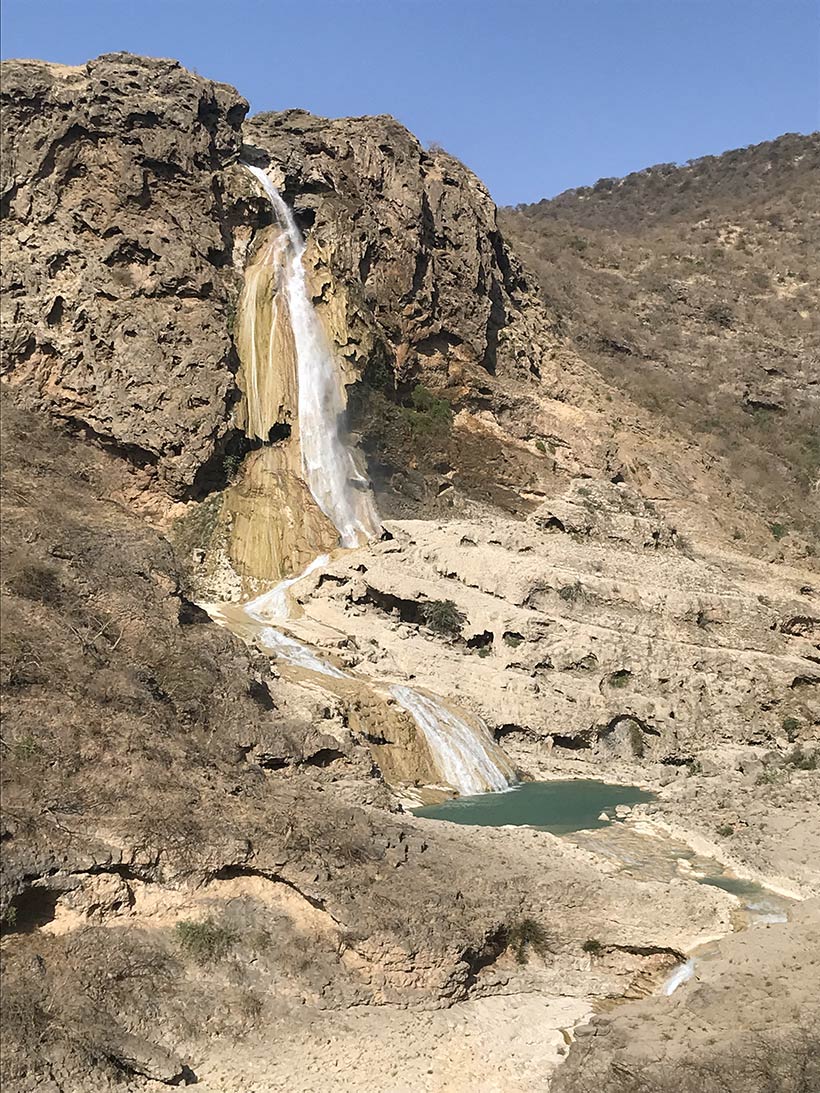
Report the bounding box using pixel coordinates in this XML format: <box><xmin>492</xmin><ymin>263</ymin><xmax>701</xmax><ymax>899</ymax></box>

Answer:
<box><xmin>1</xmin><ymin>54</ymin><xmax>252</xmax><ymax>499</ymax></box>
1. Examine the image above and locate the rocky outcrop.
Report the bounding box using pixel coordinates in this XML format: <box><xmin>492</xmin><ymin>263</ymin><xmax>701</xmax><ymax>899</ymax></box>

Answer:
<box><xmin>243</xmin><ymin>109</ymin><xmax>557</xmax><ymax>392</ymax></box>
<box><xmin>2</xmin><ymin>51</ymin><xmax>818</xmax><ymax>1093</ymax></box>
<box><xmin>3</xmin><ymin>395</ymin><xmax>739</xmax><ymax>1092</ymax></box>
<box><xmin>239</xmin><ymin>110</ymin><xmax>624</xmax><ymax>519</ymax></box>
<box><xmin>275</xmin><ymin>480</ymin><xmax>819</xmax><ymax>763</ymax></box>
<box><xmin>0</xmin><ymin>54</ymin><xmax>769</xmax><ymax>549</ymax></box>
<box><xmin>551</xmin><ymin>899</ymin><xmax>820</xmax><ymax>1093</ymax></box>
<box><xmin>0</xmin><ymin>53</ymin><xmax>252</xmax><ymax>497</ymax></box>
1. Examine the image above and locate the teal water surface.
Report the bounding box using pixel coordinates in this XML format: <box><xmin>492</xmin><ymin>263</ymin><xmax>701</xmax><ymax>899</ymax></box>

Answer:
<box><xmin>414</xmin><ymin>779</ymin><xmax>654</xmax><ymax>835</ymax></box>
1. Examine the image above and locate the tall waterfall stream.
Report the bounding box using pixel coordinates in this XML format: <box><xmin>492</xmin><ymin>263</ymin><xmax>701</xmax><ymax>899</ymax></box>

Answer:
<box><xmin>205</xmin><ymin>166</ymin><xmax>515</xmax><ymax>797</ymax></box>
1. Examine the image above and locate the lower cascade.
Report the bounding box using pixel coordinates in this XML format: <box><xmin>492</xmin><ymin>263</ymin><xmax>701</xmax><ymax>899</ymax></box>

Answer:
<box><xmin>389</xmin><ymin>686</ymin><xmax>515</xmax><ymax>795</ymax></box>
<box><xmin>663</xmin><ymin>958</ymin><xmax>696</xmax><ymax>996</ymax></box>
<box><xmin>209</xmin><ymin>167</ymin><xmax>517</xmax><ymax>797</ymax></box>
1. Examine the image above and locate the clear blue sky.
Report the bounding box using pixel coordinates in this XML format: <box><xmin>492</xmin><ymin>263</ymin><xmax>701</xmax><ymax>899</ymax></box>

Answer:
<box><xmin>2</xmin><ymin>0</ymin><xmax>818</xmax><ymax>205</ymax></box>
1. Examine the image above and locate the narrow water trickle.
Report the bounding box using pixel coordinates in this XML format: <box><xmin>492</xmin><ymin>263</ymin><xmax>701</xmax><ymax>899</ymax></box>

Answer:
<box><xmin>662</xmin><ymin>958</ymin><xmax>696</xmax><ymax>996</ymax></box>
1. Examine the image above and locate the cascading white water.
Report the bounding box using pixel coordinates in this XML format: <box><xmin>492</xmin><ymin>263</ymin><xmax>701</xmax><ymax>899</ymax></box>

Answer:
<box><xmin>662</xmin><ymin>958</ymin><xmax>695</xmax><ymax>996</ymax></box>
<box><xmin>390</xmin><ymin>685</ymin><xmax>515</xmax><ymax>795</ymax></box>
<box><xmin>244</xmin><ymin>164</ymin><xmax>380</xmax><ymax>548</ymax></box>
<box><xmin>245</xmin><ymin>554</ymin><xmax>330</xmax><ymax>623</ymax></box>
<box><xmin>242</xmin><ymin>553</ymin><xmax>348</xmax><ymax>677</ymax></box>
<box><xmin>256</xmin><ymin>625</ymin><xmax>349</xmax><ymax>679</ymax></box>
<box><xmin>228</xmin><ymin>168</ymin><xmax>515</xmax><ymax>796</ymax></box>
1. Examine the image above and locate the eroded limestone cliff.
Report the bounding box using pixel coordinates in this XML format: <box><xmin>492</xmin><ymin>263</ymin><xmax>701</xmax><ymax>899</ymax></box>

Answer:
<box><xmin>1</xmin><ymin>54</ymin><xmax>251</xmax><ymax>498</ymax></box>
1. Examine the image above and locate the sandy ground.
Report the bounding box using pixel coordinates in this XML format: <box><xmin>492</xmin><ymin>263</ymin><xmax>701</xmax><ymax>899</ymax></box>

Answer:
<box><xmin>185</xmin><ymin>992</ymin><xmax>591</xmax><ymax>1093</ymax></box>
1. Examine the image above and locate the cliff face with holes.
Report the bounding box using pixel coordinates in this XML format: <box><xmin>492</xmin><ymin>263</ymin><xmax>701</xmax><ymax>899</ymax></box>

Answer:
<box><xmin>0</xmin><ymin>53</ymin><xmax>252</xmax><ymax>499</ymax></box>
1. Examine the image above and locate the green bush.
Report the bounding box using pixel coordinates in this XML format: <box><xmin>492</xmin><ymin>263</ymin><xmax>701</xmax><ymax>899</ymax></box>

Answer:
<box><xmin>770</xmin><ymin>522</ymin><xmax>788</xmax><ymax>541</ymax></box>
<box><xmin>755</xmin><ymin>767</ymin><xmax>783</xmax><ymax>786</ymax></box>
<box><xmin>782</xmin><ymin>716</ymin><xmax>800</xmax><ymax>739</ymax></box>
<box><xmin>175</xmin><ymin>917</ymin><xmax>238</xmax><ymax>964</ymax></box>
<box><xmin>716</xmin><ymin>824</ymin><xmax>735</xmax><ymax>837</ymax></box>
<box><xmin>223</xmin><ymin>453</ymin><xmax>244</xmax><ymax>481</ymax></box>
<box><xmin>423</xmin><ymin>599</ymin><xmax>465</xmax><ymax>638</ymax></box>
<box><xmin>582</xmin><ymin>938</ymin><xmax>604</xmax><ymax>955</ymax></box>
<box><xmin>402</xmin><ymin>384</ymin><xmax>453</xmax><ymax>437</ymax></box>
<box><xmin>503</xmin><ymin>918</ymin><xmax>552</xmax><ymax>964</ymax></box>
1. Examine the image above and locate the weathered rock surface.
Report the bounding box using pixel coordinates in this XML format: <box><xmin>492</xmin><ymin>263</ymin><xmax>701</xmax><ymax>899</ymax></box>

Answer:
<box><xmin>0</xmin><ymin>395</ymin><xmax>733</xmax><ymax>1091</ymax></box>
<box><xmin>551</xmin><ymin>899</ymin><xmax>820</xmax><ymax>1093</ymax></box>
<box><xmin>243</xmin><ymin>108</ymin><xmax>558</xmax><ymax>392</ymax></box>
<box><xmin>237</xmin><ymin>108</ymin><xmax>781</xmax><ymax>556</ymax></box>
<box><xmin>0</xmin><ymin>53</ymin><xmax>251</xmax><ymax>497</ymax></box>
<box><xmin>2</xmin><ymin>51</ymin><xmax>818</xmax><ymax>1093</ymax></box>
<box><xmin>274</xmin><ymin>480</ymin><xmax>819</xmax><ymax>765</ymax></box>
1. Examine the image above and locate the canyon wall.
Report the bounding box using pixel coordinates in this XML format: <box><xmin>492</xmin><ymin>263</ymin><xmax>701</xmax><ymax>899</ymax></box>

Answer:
<box><xmin>1</xmin><ymin>54</ymin><xmax>252</xmax><ymax>498</ymax></box>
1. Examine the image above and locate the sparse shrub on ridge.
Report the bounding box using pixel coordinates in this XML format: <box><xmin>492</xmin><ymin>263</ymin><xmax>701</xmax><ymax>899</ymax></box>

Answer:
<box><xmin>176</xmin><ymin>918</ymin><xmax>239</xmax><ymax>964</ymax></box>
<box><xmin>503</xmin><ymin>918</ymin><xmax>552</xmax><ymax>964</ymax></box>
<box><xmin>582</xmin><ymin>938</ymin><xmax>604</xmax><ymax>955</ymax></box>
<box><xmin>558</xmin><ymin>581</ymin><xmax>585</xmax><ymax>604</ymax></box>
<box><xmin>422</xmin><ymin>599</ymin><xmax>465</xmax><ymax>638</ymax></box>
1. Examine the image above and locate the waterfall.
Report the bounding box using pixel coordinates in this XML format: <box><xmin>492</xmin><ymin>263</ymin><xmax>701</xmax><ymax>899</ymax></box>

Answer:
<box><xmin>662</xmin><ymin>958</ymin><xmax>695</xmax><ymax>996</ymax></box>
<box><xmin>245</xmin><ymin>554</ymin><xmax>330</xmax><ymax>622</ymax></box>
<box><xmin>220</xmin><ymin>167</ymin><xmax>515</xmax><ymax>797</ymax></box>
<box><xmin>244</xmin><ymin>164</ymin><xmax>380</xmax><ymax>548</ymax></box>
<box><xmin>390</xmin><ymin>685</ymin><xmax>515</xmax><ymax>795</ymax></box>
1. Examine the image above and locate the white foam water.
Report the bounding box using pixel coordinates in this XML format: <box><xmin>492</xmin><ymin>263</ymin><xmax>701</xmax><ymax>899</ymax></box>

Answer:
<box><xmin>245</xmin><ymin>554</ymin><xmax>330</xmax><ymax>623</ymax></box>
<box><xmin>389</xmin><ymin>685</ymin><xmax>515</xmax><ymax>795</ymax></box>
<box><xmin>256</xmin><ymin>625</ymin><xmax>349</xmax><ymax>679</ymax></box>
<box><xmin>243</xmin><ymin>164</ymin><xmax>380</xmax><ymax>548</ymax></box>
<box><xmin>662</xmin><ymin>958</ymin><xmax>695</xmax><ymax>996</ymax></box>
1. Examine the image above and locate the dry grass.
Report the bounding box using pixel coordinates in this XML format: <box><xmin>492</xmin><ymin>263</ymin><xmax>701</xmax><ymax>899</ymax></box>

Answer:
<box><xmin>502</xmin><ymin>132</ymin><xmax>820</xmax><ymax>543</ymax></box>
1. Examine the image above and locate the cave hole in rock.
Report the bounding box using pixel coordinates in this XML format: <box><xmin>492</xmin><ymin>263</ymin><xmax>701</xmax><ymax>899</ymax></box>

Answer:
<box><xmin>178</xmin><ymin>597</ymin><xmax>212</xmax><ymax>626</ymax></box>
<box><xmin>495</xmin><ymin>723</ymin><xmax>525</xmax><ymax>739</ymax></box>
<box><xmin>551</xmin><ymin>733</ymin><xmax>593</xmax><ymax>751</ymax></box>
<box><xmin>5</xmin><ymin>886</ymin><xmax>64</xmax><ymax>933</ymax></box>
<box><xmin>305</xmin><ymin>747</ymin><xmax>346</xmax><ymax>767</ymax></box>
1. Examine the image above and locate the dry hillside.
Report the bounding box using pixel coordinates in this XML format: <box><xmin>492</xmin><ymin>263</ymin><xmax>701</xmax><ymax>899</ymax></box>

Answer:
<box><xmin>501</xmin><ymin>133</ymin><xmax>820</xmax><ymax>550</ymax></box>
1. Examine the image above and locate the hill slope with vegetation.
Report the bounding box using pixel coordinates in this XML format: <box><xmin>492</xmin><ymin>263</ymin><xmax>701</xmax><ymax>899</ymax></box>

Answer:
<box><xmin>501</xmin><ymin>133</ymin><xmax>820</xmax><ymax>551</ymax></box>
